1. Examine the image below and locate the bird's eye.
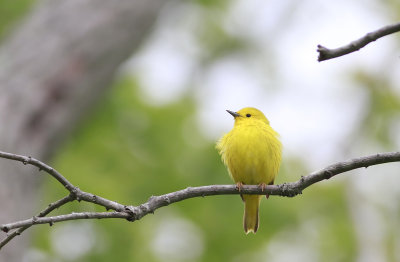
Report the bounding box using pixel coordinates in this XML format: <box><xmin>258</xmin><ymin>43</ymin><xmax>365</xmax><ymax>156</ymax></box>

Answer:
<box><xmin>246</xmin><ymin>114</ymin><xmax>251</xmax><ymax>117</ymax></box>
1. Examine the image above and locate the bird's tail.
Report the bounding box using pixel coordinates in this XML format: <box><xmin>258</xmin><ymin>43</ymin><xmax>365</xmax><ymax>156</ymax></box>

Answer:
<box><xmin>243</xmin><ymin>195</ymin><xmax>262</xmax><ymax>234</ymax></box>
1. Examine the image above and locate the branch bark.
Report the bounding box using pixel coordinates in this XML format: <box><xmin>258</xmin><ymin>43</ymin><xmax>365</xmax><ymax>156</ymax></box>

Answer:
<box><xmin>1</xmin><ymin>151</ymin><xmax>399</xmax><ymax>249</ymax></box>
<box><xmin>317</xmin><ymin>22</ymin><xmax>400</xmax><ymax>61</ymax></box>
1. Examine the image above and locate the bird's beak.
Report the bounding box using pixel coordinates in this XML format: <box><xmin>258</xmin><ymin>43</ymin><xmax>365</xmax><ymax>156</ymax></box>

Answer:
<box><xmin>226</xmin><ymin>110</ymin><xmax>241</xmax><ymax>118</ymax></box>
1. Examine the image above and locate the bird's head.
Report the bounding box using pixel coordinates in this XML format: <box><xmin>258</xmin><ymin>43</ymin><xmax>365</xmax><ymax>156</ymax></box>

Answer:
<box><xmin>227</xmin><ymin>107</ymin><xmax>270</xmax><ymax>126</ymax></box>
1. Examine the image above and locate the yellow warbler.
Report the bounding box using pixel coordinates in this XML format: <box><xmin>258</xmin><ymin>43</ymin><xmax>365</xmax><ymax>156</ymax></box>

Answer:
<box><xmin>216</xmin><ymin>107</ymin><xmax>282</xmax><ymax>234</ymax></box>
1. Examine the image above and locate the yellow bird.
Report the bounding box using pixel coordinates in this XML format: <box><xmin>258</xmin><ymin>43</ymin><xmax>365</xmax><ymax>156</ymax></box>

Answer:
<box><xmin>216</xmin><ymin>107</ymin><xmax>282</xmax><ymax>234</ymax></box>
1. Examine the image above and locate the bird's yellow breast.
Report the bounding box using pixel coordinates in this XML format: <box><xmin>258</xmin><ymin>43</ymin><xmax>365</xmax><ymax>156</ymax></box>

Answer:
<box><xmin>217</xmin><ymin>120</ymin><xmax>281</xmax><ymax>185</ymax></box>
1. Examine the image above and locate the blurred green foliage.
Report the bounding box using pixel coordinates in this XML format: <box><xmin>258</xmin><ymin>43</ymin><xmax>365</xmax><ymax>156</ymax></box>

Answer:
<box><xmin>352</xmin><ymin>70</ymin><xmax>400</xmax><ymax>148</ymax></box>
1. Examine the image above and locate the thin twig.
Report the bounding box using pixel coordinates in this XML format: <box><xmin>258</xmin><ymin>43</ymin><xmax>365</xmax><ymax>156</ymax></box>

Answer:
<box><xmin>0</xmin><ymin>151</ymin><xmax>125</xmax><ymax>211</ymax></box>
<box><xmin>1</xmin><ymin>212</ymin><xmax>130</xmax><ymax>231</ymax></box>
<box><xmin>0</xmin><ymin>195</ymin><xmax>74</xmax><ymax>249</ymax></box>
<box><xmin>0</xmin><ymin>151</ymin><xmax>399</xmax><ymax>249</ymax></box>
<box><xmin>0</xmin><ymin>150</ymin><xmax>129</xmax><ymax>250</ymax></box>
<box><xmin>0</xmin><ymin>151</ymin><xmax>75</xmax><ymax>191</ymax></box>
<box><xmin>317</xmin><ymin>22</ymin><xmax>400</xmax><ymax>61</ymax></box>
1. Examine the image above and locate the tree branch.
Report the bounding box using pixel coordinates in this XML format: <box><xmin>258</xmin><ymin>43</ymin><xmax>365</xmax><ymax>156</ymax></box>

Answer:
<box><xmin>0</xmin><ymin>151</ymin><xmax>399</xmax><ymax>249</ymax></box>
<box><xmin>317</xmin><ymin>22</ymin><xmax>400</xmax><ymax>61</ymax></box>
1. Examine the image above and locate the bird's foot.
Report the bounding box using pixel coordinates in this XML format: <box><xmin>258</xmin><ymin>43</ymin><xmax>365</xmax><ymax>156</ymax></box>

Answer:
<box><xmin>259</xmin><ymin>183</ymin><xmax>269</xmax><ymax>199</ymax></box>
<box><xmin>236</xmin><ymin>182</ymin><xmax>244</xmax><ymax>192</ymax></box>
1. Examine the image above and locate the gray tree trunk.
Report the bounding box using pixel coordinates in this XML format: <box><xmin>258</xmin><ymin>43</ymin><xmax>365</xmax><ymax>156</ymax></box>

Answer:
<box><xmin>0</xmin><ymin>0</ymin><xmax>165</xmax><ymax>261</ymax></box>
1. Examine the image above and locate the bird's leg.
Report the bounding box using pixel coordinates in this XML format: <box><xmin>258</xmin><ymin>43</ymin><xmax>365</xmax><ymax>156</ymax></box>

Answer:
<box><xmin>263</xmin><ymin>181</ymin><xmax>275</xmax><ymax>199</ymax></box>
<box><xmin>236</xmin><ymin>182</ymin><xmax>245</xmax><ymax>202</ymax></box>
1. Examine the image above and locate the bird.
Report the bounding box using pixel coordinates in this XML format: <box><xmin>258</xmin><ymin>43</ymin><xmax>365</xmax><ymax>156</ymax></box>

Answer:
<box><xmin>216</xmin><ymin>107</ymin><xmax>282</xmax><ymax>234</ymax></box>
